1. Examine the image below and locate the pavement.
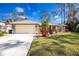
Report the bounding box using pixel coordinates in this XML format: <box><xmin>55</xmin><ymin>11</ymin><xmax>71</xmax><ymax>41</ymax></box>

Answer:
<box><xmin>0</xmin><ymin>34</ymin><xmax>34</xmax><ymax>56</ymax></box>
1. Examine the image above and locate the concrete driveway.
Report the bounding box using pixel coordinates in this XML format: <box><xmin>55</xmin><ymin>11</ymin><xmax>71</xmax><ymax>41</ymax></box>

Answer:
<box><xmin>0</xmin><ymin>34</ymin><xmax>34</xmax><ymax>56</ymax></box>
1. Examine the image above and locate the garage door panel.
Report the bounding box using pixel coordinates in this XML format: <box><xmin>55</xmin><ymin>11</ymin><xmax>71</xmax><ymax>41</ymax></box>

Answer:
<box><xmin>15</xmin><ymin>25</ymin><xmax>36</xmax><ymax>34</ymax></box>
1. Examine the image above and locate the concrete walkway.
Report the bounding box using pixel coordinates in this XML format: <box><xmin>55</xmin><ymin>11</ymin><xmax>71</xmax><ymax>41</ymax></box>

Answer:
<box><xmin>0</xmin><ymin>34</ymin><xmax>34</xmax><ymax>56</ymax></box>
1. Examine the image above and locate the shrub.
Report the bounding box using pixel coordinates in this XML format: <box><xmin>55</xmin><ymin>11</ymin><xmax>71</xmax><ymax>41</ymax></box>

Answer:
<box><xmin>0</xmin><ymin>31</ymin><xmax>7</xmax><ymax>36</ymax></box>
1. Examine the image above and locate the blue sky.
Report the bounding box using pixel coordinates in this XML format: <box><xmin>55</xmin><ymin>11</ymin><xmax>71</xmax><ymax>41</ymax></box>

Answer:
<box><xmin>0</xmin><ymin>3</ymin><xmax>62</xmax><ymax>24</ymax></box>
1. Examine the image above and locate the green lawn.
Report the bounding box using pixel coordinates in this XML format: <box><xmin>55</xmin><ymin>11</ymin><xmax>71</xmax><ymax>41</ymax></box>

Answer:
<box><xmin>28</xmin><ymin>32</ymin><xmax>79</xmax><ymax>56</ymax></box>
<box><xmin>0</xmin><ymin>31</ymin><xmax>7</xmax><ymax>37</ymax></box>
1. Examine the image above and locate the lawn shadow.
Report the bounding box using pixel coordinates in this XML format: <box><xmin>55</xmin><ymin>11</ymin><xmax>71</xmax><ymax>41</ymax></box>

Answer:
<box><xmin>48</xmin><ymin>34</ymin><xmax>79</xmax><ymax>44</ymax></box>
<box><xmin>28</xmin><ymin>32</ymin><xmax>79</xmax><ymax>56</ymax></box>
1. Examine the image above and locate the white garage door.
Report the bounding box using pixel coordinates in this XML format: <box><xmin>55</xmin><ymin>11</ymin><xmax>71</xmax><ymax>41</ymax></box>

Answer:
<box><xmin>15</xmin><ymin>25</ymin><xmax>36</xmax><ymax>34</ymax></box>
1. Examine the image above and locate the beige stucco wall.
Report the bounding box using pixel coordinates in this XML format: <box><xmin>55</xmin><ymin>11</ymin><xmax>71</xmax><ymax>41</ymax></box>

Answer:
<box><xmin>14</xmin><ymin>24</ymin><xmax>40</xmax><ymax>34</ymax></box>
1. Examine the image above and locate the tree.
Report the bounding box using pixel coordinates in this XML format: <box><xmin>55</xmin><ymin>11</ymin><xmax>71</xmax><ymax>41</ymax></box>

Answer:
<box><xmin>18</xmin><ymin>12</ymin><xmax>25</xmax><ymax>16</ymax></box>
<box><xmin>51</xmin><ymin>10</ymin><xmax>58</xmax><ymax>21</ymax></box>
<box><xmin>66</xmin><ymin>17</ymin><xmax>78</xmax><ymax>31</ymax></box>
<box><xmin>12</xmin><ymin>12</ymin><xmax>16</xmax><ymax>21</ymax></box>
<box><xmin>75</xmin><ymin>21</ymin><xmax>79</xmax><ymax>32</ymax></box>
<box><xmin>65</xmin><ymin>3</ymin><xmax>79</xmax><ymax>32</ymax></box>
<box><xmin>40</xmin><ymin>10</ymin><xmax>51</xmax><ymax>37</ymax></box>
<box><xmin>55</xmin><ymin>3</ymin><xmax>66</xmax><ymax>24</ymax></box>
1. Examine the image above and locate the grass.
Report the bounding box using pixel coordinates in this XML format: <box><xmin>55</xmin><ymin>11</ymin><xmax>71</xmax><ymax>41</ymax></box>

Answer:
<box><xmin>28</xmin><ymin>32</ymin><xmax>79</xmax><ymax>56</ymax></box>
<box><xmin>0</xmin><ymin>31</ymin><xmax>7</xmax><ymax>37</ymax></box>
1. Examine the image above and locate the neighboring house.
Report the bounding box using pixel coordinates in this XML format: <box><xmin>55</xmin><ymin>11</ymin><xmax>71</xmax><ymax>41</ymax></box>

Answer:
<box><xmin>49</xmin><ymin>24</ymin><xmax>66</xmax><ymax>33</ymax></box>
<box><xmin>11</xmin><ymin>20</ymin><xmax>40</xmax><ymax>34</ymax></box>
<box><xmin>4</xmin><ymin>20</ymin><xmax>12</xmax><ymax>33</ymax></box>
<box><xmin>50</xmin><ymin>24</ymin><xmax>67</xmax><ymax>33</ymax></box>
<box><xmin>0</xmin><ymin>22</ymin><xmax>6</xmax><ymax>31</ymax></box>
<box><xmin>0</xmin><ymin>20</ymin><xmax>12</xmax><ymax>33</ymax></box>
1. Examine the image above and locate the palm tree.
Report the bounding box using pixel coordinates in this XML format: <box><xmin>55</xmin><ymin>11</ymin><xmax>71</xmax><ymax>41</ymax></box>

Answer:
<box><xmin>40</xmin><ymin>10</ymin><xmax>51</xmax><ymax>37</ymax></box>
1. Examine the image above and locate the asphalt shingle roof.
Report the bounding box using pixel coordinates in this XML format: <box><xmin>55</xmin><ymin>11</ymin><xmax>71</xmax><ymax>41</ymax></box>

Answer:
<box><xmin>11</xmin><ymin>20</ymin><xmax>39</xmax><ymax>25</ymax></box>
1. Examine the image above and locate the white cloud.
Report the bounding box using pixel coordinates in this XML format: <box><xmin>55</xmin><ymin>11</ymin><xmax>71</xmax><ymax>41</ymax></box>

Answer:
<box><xmin>26</xmin><ymin>16</ymin><xmax>29</xmax><ymax>19</ymax></box>
<box><xmin>5</xmin><ymin>13</ymin><xmax>12</xmax><ymax>16</ymax></box>
<box><xmin>32</xmin><ymin>12</ymin><xmax>37</xmax><ymax>15</ymax></box>
<box><xmin>37</xmin><ymin>10</ymin><xmax>40</xmax><ymax>13</ymax></box>
<box><xmin>54</xmin><ymin>18</ymin><xmax>61</xmax><ymax>24</ymax></box>
<box><xmin>54</xmin><ymin>15</ymin><xmax>58</xmax><ymax>18</ymax></box>
<box><xmin>16</xmin><ymin>7</ymin><xmax>24</xmax><ymax>12</ymax></box>
<box><xmin>28</xmin><ymin>16</ymin><xmax>34</xmax><ymax>20</ymax></box>
<box><xmin>27</xmin><ymin>6</ymin><xmax>31</xmax><ymax>11</ymax></box>
<box><xmin>0</xmin><ymin>13</ymin><xmax>12</xmax><ymax>16</ymax></box>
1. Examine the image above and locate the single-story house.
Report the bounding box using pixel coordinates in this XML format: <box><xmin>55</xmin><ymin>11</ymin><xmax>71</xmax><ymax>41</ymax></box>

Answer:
<box><xmin>11</xmin><ymin>20</ymin><xmax>40</xmax><ymax>34</ymax></box>
<box><xmin>50</xmin><ymin>24</ymin><xmax>67</xmax><ymax>33</ymax></box>
<box><xmin>0</xmin><ymin>22</ymin><xmax>5</xmax><ymax>31</ymax></box>
<box><xmin>0</xmin><ymin>20</ymin><xmax>67</xmax><ymax>34</ymax></box>
<box><xmin>0</xmin><ymin>22</ymin><xmax>12</xmax><ymax>33</ymax></box>
<box><xmin>4</xmin><ymin>20</ymin><xmax>12</xmax><ymax>33</ymax></box>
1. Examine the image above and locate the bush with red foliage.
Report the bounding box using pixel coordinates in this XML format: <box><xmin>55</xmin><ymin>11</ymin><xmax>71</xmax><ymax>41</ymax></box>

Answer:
<box><xmin>42</xmin><ymin>28</ymin><xmax>49</xmax><ymax>37</ymax></box>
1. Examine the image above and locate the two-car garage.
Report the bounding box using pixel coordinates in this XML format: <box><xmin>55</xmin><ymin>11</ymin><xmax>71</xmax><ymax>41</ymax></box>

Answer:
<box><xmin>14</xmin><ymin>24</ymin><xmax>37</xmax><ymax>34</ymax></box>
<box><xmin>11</xmin><ymin>20</ymin><xmax>40</xmax><ymax>34</ymax></box>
